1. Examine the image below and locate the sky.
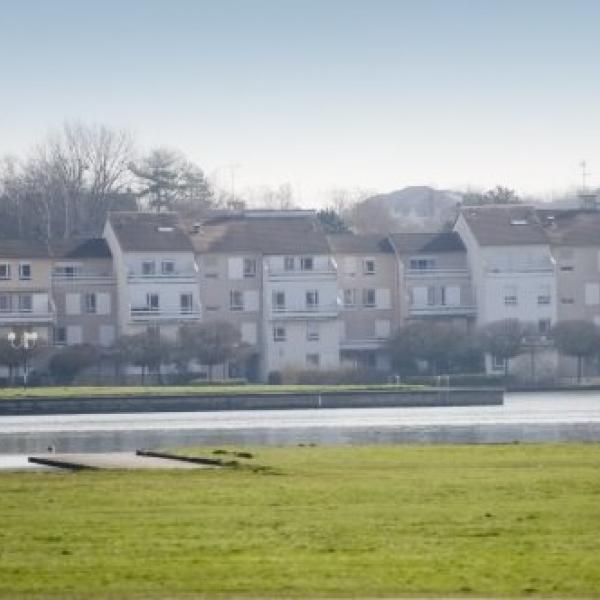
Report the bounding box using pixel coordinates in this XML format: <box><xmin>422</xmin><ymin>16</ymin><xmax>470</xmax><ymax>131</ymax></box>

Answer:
<box><xmin>1</xmin><ymin>0</ymin><xmax>600</xmax><ymax>206</ymax></box>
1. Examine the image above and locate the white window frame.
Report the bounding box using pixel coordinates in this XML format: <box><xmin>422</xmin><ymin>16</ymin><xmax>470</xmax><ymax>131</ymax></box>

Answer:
<box><xmin>54</xmin><ymin>326</ymin><xmax>67</xmax><ymax>346</ymax></box>
<box><xmin>273</xmin><ymin>325</ymin><xmax>286</xmax><ymax>342</ymax></box>
<box><xmin>84</xmin><ymin>293</ymin><xmax>97</xmax><ymax>314</ymax></box>
<box><xmin>0</xmin><ymin>263</ymin><xmax>11</xmax><ymax>280</ymax></box>
<box><xmin>180</xmin><ymin>293</ymin><xmax>193</xmax><ymax>313</ymax></box>
<box><xmin>19</xmin><ymin>263</ymin><xmax>31</xmax><ymax>280</ymax></box>
<box><xmin>363</xmin><ymin>289</ymin><xmax>376</xmax><ymax>308</ymax></box>
<box><xmin>306</xmin><ymin>290</ymin><xmax>319</xmax><ymax>310</ymax></box>
<box><xmin>306</xmin><ymin>321</ymin><xmax>319</xmax><ymax>341</ymax></box>
<box><xmin>363</xmin><ymin>258</ymin><xmax>376</xmax><ymax>275</ymax></box>
<box><xmin>300</xmin><ymin>256</ymin><xmax>314</xmax><ymax>271</ymax></box>
<box><xmin>146</xmin><ymin>293</ymin><xmax>159</xmax><ymax>312</ymax></box>
<box><xmin>142</xmin><ymin>260</ymin><xmax>156</xmax><ymax>276</ymax></box>
<box><xmin>18</xmin><ymin>294</ymin><xmax>32</xmax><ymax>312</ymax></box>
<box><xmin>273</xmin><ymin>291</ymin><xmax>286</xmax><ymax>311</ymax></box>
<box><xmin>230</xmin><ymin>290</ymin><xmax>244</xmax><ymax>311</ymax></box>
<box><xmin>161</xmin><ymin>260</ymin><xmax>175</xmax><ymax>275</ymax></box>
<box><xmin>243</xmin><ymin>257</ymin><xmax>256</xmax><ymax>278</ymax></box>
<box><xmin>343</xmin><ymin>289</ymin><xmax>356</xmax><ymax>307</ymax></box>
<box><xmin>284</xmin><ymin>256</ymin><xmax>295</xmax><ymax>271</ymax></box>
<box><xmin>0</xmin><ymin>294</ymin><xmax>11</xmax><ymax>312</ymax></box>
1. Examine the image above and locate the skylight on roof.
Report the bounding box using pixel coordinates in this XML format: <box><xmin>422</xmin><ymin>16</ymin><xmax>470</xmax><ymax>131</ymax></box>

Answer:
<box><xmin>510</xmin><ymin>219</ymin><xmax>528</xmax><ymax>226</ymax></box>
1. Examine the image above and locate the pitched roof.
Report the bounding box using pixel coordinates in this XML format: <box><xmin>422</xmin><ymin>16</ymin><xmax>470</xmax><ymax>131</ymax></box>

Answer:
<box><xmin>459</xmin><ymin>205</ymin><xmax>549</xmax><ymax>246</ymax></box>
<box><xmin>107</xmin><ymin>212</ymin><xmax>193</xmax><ymax>252</ymax></box>
<box><xmin>190</xmin><ymin>212</ymin><xmax>330</xmax><ymax>254</ymax></box>
<box><xmin>0</xmin><ymin>239</ymin><xmax>51</xmax><ymax>258</ymax></box>
<box><xmin>51</xmin><ymin>238</ymin><xmax>112</xmax><ymax>259</ymax></box>
<box><xmin>327</xmin><ymin>234</ymin><xmax>393</xmax><ymax>254</ymax></box>
<box><xmin>537</xmin><ymin>209</ymin><xmax>600</xmax><ymax>246</ymax></box>
<box><xmin>388</xmin><ymin>232</ymin><xmax>465</xmax><ymax>255</ymax></box>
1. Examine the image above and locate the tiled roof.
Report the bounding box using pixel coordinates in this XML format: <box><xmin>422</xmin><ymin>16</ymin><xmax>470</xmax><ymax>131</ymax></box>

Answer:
<box><xmin>51</xmin><ymin>238</ymin><xmax>112</xmax><ymax>259</ymax></box>
<box><xmin>327</xmin><ymin>234</ymin><xmax>394</xmax><ymax>254</ymax></box>
<box><xmin>0</xmin><ymin>239</ymin><xmax>51</xmax><ymax>258</ymax></box>
<box><xmin>388</xmin><ymin>232</ymin><xmax>465</xmax><ymax>254</ymax></box>
<box><xmin>108</xmin><ymin>212</ymin><xmax>193</xmax><ymax>252</ymax></box>
<box><xmin>190</xmin><ymin>213</ymin><xmax>330</xmax><ymax>254</ymax></box>
<box><xmin>537</xmin><ymin>209</ymin><xmax>600</xmax><ymax>246</ymax></box>
<box><xmin>459</xmin><ymin>205</ymin><xmax>548</xmax><ymax>246</ymax></box>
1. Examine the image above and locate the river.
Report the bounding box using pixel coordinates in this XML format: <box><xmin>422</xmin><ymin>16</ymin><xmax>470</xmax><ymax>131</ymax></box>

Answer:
<box><xmin>1</xmin><ymin>390</ymin><xmax>599</xmax><ymax>465</ymax></box>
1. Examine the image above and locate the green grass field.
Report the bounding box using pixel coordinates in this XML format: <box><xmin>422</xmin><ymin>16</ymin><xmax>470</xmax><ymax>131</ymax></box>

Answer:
<box><xmin>1</xmin><ymin>444</ymin><xmax>600</xmax><ymax>599</ymax></box>
<box><xmin>0</xmin><ymin>383</ymin><xmax>417</xmax><ymax>400</ymax></box>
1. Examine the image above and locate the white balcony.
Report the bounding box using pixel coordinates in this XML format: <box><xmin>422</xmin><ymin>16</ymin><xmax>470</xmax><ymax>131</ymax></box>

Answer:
<box><xmin>0</xmin><ymin>310</ymin><xmax>55</xmax><ymax>324</ymax></box>
<box><xmin>52</xmin><ymin>272</ymin><xmax>115</xmax><ymax>284</ymax></box>
<box><xmin>406</xmin><ymin>268</ymin><xmax>470</xmax><ymax>278</ymax></box>
<box><xmin>339</xmin><ymin>337</ymin><xmax>388</xmax><ymax>351</ymax></box>
<box><xmin>265</xmin><ymin>259</ymin><xmax>337</xmax><ymax>280</ymax></box>
<box><xmin>129</xmin><ymin>301</ymin><xmax>201</xmax><ymax>322</ymax></box>
<box><xmin>270</xmin><ymin>303</ymin><xmax>340</xmax><ymax>319</ymax></box>
<box><xmin>127</xmin><ymin>271</ymin><xmax>197</xmax><ymax>283</ymax></box>
<box><xmin>408</xmin><ymin>304</ymin><xmax>476</xmax><ymax>317</ymax></box>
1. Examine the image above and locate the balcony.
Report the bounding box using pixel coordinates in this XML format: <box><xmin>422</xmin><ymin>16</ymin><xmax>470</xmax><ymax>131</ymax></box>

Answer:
<box><xmin>52</xmin><ymin>270</ymin><xmax>114</xmax><ymax>284</ymax></box>
<box><xmin>339</xmin><ymin>337</ymin><xmax>389</xmax><ymax>351</ymax></box>
<box><xmin>0</xmin><ymin>309</ymin><xmax>55</xmax><ymax>324</ymax></box>
<box><xmin>270</xmin><ymin>302</ymin><xmax>340</xmax><ymax>319</ymax></box>
<box><xmin>129</xmin><ymin>305</ymin><xmax>201</xmax><ymax>322</ymax></box>
<box><xmin>406</xmin><ymin>268</ymin><xmax>470</xmax><ymax>279</ymax></box>
<box><xmin>265</xmin><ymin>260</ymin><xmax>337</xmax><ymax>280</ymax></box>
<box><xmin>408</xmin><ymin>304</ymin><xmax>476</xmax><ymax>318</ymax></box>
<box><xmin>127</xmin><ymin>270</ymin><xmax>197</xmax><ymax>283</ymax></box>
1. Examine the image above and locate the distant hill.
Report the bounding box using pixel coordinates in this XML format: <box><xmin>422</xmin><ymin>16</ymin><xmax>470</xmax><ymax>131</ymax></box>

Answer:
<box><xmin>351</xmin><ymin>186</ymin><xmax>462</xmax><ymax>232</ymax></box>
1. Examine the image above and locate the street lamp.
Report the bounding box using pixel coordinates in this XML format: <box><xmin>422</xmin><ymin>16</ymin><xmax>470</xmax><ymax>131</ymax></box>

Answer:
<box><xmin>8</xmin><ymin>331</ymin><xmax>38</xmax><ymax>388</ymax></box>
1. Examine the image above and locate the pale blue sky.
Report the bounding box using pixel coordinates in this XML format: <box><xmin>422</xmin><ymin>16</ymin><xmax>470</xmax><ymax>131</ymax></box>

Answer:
<box><xmin>1</xmin><ymin>0</ymin><xmax>600</xmax><ymax>205</ymax></box>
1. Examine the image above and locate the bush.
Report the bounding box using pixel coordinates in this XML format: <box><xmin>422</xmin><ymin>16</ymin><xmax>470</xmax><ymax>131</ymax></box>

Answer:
<box><xmin>283</xmin><ymin>368</ymin><xmax>390</xmax><ymax>385</ymax></box>
<box><xmin>49</xmin><ymin>344</ymin><xmax>99</xmax><ymax>384</ymax></box>
<box><xmin>267</xmin><ymin>371</ymin><xmax>282</xmax><ymax>385</ymax></box>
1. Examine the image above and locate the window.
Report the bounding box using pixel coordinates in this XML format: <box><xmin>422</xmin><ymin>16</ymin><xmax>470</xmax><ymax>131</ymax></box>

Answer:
<box><xmin>306</xmin><ymin>290</ymin><xmax>319</xmax><ymax>310</ymax></box>
<box><xmin>284</xmin><ymin>256</ymin><xmax>295</xmax><ymax>271</ymax></box>
<box><xmin>54</xmin><ymin>326</ymin><xmax>67</xmax><ymax>346</ymax></box>
<box><xmin>504</xmin><ymin>285</ymin><xmax>518</xmax><ymax>306</ymax></box>
<box><xmin>19</xmin><ymin>264</ymin><xmax>31</xmax><ymax>280</ymax></box>
<box><xmin>146</xmin><ymin>293</ymin><xmax>159</xmax><ymax>311</ymax></box>
<box><xmin>343</xmin><ymin>289</ymin><xmax>356</xmax><ymax>307</ymax></box>
<box><xmin>492</xmin><ymin>355</ymin><xmax>506</xmax><ymax>371</ymax></box>
<box><xmin>273</xmin><ymin>325</ymin><xmax>286</xmax><ymax>342</ymax></box>
<box><xmin>0</xmin><ymin>264</ymin><xmax>10</xmax><ymax>280</ymax></box>
<box><xmin>537</xmin><ymin>285</ymin><xmax>551</xmax><ymax>305</ymax></box>
<box><xmin>300</xmin><ymin>256</ymin><xmax>313</xmax><ymax>271</ymax></box>
<box><xmin>537</xmin><ymin>295</ymin><xmax>551</xmax><ymax>305</ymax></box>
<box><xmin>18</xmin><ymin>294</ymin><xmax>32</xmax><ymax>312</ymax></box>
<box><xmin>560</xmin><ymin>265</ymin><xmax>574</xmax><ymax>271</ymax></box>
<box><xmin>142</xmin><ymin>261</ymin><xmax>155</xmax><ymax>276</ymax></box>
<box><xmin>306</xmin><ymin>321</ymin><xmax>319</xmax><ymax>341</ymax></box>
<box><xmin>538</xmin><ymin>319</ymin><xmax>551</xmax><ymax>335</ymax></box>
<box><xmin>84</xmin><ymin>293</ymin><xmax>97</xmax><ymax>314</ymax></box>
<box><xmin>230</xmin><ymin>290</ymin><xmax>244</xmax><ymax>311</ymax></box>
<box><xmin>180</xmin><ymin>293</ymin><xmax>193</xmax><ymax>313</ymax></box>
<box><xmin>161</xmin><ymin>260</ymin><xmax>175</xmax><ymax>275</ymax></box>
<box><xmin>273</xmin><ymin>291</ymin><xmax>285</xmax><ymax>311</ymax></box>
<box><xmin>363</xmin><ymin>259</ymin><xmax>376</xmax><ymax>275</ymax></box>
<box><xmin>561</xmin><ymin>298</ymin><xmax>575</xmax><ymax>304</ymax></box>
<box><xmin>243</xmin><ymin>258</ymin><xmax>256</xmax><ymax>278</ymax></box>
<box><xmin>306</xmin><ymin>353</ymin><xmax>320</xmax><ymax>367</ymax></box>
<box><xmin>0</xmin><ymin>294</ymin><xmax>11</xmax><ymax>312</ymax></box>
<box><xmin>409</xmin><ymin>258</ymin><xmax>436</xmax><ymax>270</ymax></box>
<box><xmin>54</xmin><ymin>265</ymin><xmax>78</xmax><ymax>278</ymax></box>
<box><xmin>427</xmin><ymin>286</ymin><xmax>436</xmax><ymax>306</ymax></box>
<box><xmin>440</xmin><ymin>287</ymin><xmax>447</xmax><ymax>306</ymax></box>
<box><xmin>363</xmin><ymin>289</ymin><xmax>376</xmax><ymax>307</ymax></box>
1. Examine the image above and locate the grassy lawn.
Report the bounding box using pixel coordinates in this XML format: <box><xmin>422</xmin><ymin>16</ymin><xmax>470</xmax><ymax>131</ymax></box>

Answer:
<box><xmin>1</xmin><ymin>444</ymin><xmax>600</xmax><ymax>599</ymax></box>
<box><xmin>0</xmin><ymin>383</ymin><xmax>418</xmax><ymax>400</ymax></box>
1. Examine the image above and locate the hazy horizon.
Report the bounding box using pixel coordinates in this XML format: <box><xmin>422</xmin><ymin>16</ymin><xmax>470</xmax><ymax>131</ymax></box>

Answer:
<box><xmin>2</xmin><ymin>0</ymin><xmax>600</xmax><ymax>207</ymax></box>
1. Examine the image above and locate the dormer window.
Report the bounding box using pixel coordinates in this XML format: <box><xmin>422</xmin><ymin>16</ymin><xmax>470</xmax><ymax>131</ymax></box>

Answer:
<box><xmin>300</xmin><ymin>256</ymin><xmax>313</xmax><ymax>271</ymax></box>
<box><xmin>410</xmin><ymin>258</ymin><xmax>436</xmax><ymax>270</ymax></box>
<box><xmin>142</xmin><ymin>261</ymin><xmax>155</xmax><ymax>276</ymax></box>
<box><xmin>161</xmin><ymin>260</ymin><xmax>175</xmax><ymax>275</ymax></box>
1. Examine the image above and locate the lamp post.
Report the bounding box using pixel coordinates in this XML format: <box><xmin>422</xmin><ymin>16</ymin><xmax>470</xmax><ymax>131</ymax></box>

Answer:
<box><xmin>8</xmin><ymin>331</ymin><xmax>38</xmax><ymax>388</ymax></box>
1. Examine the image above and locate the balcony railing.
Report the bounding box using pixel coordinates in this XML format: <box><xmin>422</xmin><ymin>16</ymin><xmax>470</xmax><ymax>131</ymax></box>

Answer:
<box><xmin>0</xmin><ymin>310</ymin><xmax>55</xmax><ymax>323</ymax></box>
<box><xmin>265</xmin><ymin>259</ymin><xmax>338</xmax><ymax>279</ymax></box>
<box><xmin>129</xmin><ymin>306</ymin><xmax>201</xmax><ymax>321</ymax></box>
<box><xmin>270</xmin><ymin>302</ymin><xmax>340</xmax><ymax>318</ymax></box>
<box><xmin>127</xmin><ymin>271</ymin><xmax>197</xmax><ymax>282</ymax></box>
<box><xmin>339</xmin><ymin>336</ymin><xmax>389</xmax><ymax>350</ymax></box>
<box><xmin>52</xmin><ymin>272</ymin><xmax>114</xmax><ymax>283</ymax></box>
<box><xmin>408</xmin><ymin>304</ymin><xmax>476</xmax><ymax>317</ymax></box>
<box><xmin>406</xmin><ymin>268</ymin><xmax>470</xmax><ymax>278</ymax></box>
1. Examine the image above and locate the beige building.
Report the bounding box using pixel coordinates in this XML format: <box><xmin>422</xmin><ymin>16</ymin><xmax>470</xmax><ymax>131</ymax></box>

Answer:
<box><xmin>0</xmin><ymin>239</ymin><xmax>54</xmax><ymax>344</ymax></box>
<box><xmin>50</xmin><ymin>239</ymin><xmax>117</xmax><ymax>348</ymax></box>
<box><xmin>328</xmin><ymin>234</ymin><xmax>400</xmax><ymax>370</ymax></box>
<box><xmin>389</xmin><ymin>232</ymin><xmax>475</xmax><ymax>330</ymax></box>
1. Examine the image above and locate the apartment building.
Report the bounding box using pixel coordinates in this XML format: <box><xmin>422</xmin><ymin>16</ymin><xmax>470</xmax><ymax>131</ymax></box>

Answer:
<box><xmin>455</xmin><ymin>205</ymin><xmax>557</xmax><ymax>373</ymax></box>
<box><xmin>0</xmin><ymin>239</ymin><xmax>54</xmax><ymax>343</ymax></box>
<box><xmin>50</xmin><ymin>239</ymin><xmax>117</xmax><ymax>347</ymax></box>
<box><xmin>103</xmin><ymin>212</ymin><xmax>201</xmax><ymax>338</ymax></box>
<box><xmin>328</xmin><ymin>234</ymin><xmax>399</xmax><ymax>370</ymax></box>
<box><xmin>389</xmin><ymin>232</ymin><xmax>475</xmax><ymax>330</ymax></box>
<box><xmin>189</xmin><ymin>211</ymin><xmax>340</xmax><ymax>380</ymax></box>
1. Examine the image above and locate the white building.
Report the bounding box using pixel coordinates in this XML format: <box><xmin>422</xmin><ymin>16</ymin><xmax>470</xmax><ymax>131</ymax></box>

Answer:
<box><xmin>103</xmin><ymin>212</ymin><xmax>201</xmax><ymax>339</ymax></box>
<box><xmin>454</xmin><ymin>205</ymin><xmax>557</xmax><ymax>373</ymax></box>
